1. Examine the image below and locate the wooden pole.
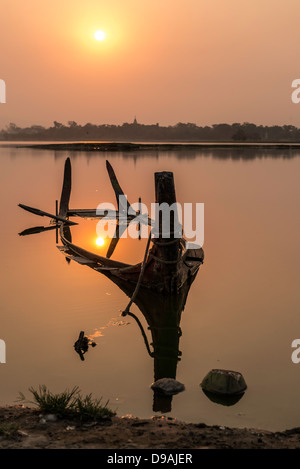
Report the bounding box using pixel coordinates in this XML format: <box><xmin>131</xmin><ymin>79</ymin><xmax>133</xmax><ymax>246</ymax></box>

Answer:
<box><xmin>145</xmin><ymin>172</ymin><xmax>182</xmax><ymax>292</ymax></box>
<box><xmin>153</xmin><ymin>171</ymin><xmax>181</xmax><ymax>259</ymax></box>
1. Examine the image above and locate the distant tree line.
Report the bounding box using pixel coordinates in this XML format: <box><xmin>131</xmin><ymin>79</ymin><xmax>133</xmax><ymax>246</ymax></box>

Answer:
<box><xmin>1</xmin><ymin>120</ymin><xmax>300</xmax><ymax>142</ymax></box>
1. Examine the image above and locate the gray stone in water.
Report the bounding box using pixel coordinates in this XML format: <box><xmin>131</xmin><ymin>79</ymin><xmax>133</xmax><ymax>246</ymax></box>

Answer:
<box><xmin>201</xmin><ymin>369</ymin><xmax>247</xmax><ymax>396</ymax></box>
<box><xmin>151</xmin><ymin>378</ymin><xmax>185</xmax><ymax>396</ymax></box>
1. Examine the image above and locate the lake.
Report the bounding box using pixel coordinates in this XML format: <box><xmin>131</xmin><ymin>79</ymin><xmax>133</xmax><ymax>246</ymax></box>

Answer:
<box><xmin>0</xmin><ymin>144</ymin><xmax>299</xmax><ymax>431</ymax></box>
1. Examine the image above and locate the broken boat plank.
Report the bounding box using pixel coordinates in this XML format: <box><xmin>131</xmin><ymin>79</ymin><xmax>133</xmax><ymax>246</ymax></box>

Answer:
<box><xmin>18</xmin><ymin>203</ymin><xmax>77</xmax><ymax>226</ymax></box>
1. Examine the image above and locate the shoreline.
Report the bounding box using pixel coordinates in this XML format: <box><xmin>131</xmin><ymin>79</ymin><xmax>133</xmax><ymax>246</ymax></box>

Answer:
<box><xmin>1</xmin><ymin>405</ymin><xmax>300</xmax><ymax>449</ymax></box>
<box><xmin>1</xmin><ymin>141</ymin><xmax>300</xmax><ymax>152</ymax></box>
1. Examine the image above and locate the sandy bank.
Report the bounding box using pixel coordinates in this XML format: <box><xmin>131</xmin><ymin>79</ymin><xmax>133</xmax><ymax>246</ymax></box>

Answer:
<box><xmin>0</xmin><ymin>406</ymin><xmax>300</xmax><ymax>449</ymax></box>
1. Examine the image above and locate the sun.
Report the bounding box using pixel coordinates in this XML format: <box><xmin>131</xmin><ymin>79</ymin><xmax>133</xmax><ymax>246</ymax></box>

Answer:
<box><xmin>94</xmin><ymin>30</ymin><xmax>106</xmax><ymax>41</ymax></box>
<box><xmin>96</xmin><ymin>237</ymin><xmax>105</xmax><ymax>247</ymax></box>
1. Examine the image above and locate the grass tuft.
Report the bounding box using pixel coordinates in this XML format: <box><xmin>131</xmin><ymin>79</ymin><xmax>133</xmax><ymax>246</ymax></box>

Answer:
<box><xmin>74</xmin><ymin>394</ymin><xmax>115</xmax><ymax>421</ymax></box>
<box><xmin>0</xmin><ymin>423</ymin><xmax>19</xmax><ymax>439</ymax></box>
<box><xmin>16</xmin><ymin>385</ymin><xmax>116</xmax><ymax>421</ymax></box>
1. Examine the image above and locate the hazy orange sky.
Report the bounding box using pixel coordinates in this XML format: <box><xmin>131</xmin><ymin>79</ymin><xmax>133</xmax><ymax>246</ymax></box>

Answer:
<box><xmin>1</xmin><ymin>0</ymin><xmax>300</xmax><ymax>128</ymax></box>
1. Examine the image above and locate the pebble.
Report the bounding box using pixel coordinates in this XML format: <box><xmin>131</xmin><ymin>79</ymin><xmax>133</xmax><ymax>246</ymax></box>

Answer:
<box><xmin>39</xmin><ymin>414</ymin><xmax>57</xmax><ymax>424</ymax></box>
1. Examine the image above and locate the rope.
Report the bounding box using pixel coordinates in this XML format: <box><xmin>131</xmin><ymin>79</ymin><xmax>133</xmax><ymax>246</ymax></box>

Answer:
<box><xmin>121</xmin><ymin>230</ymin><xmax>182</xmax><ymax>358</ymax></box>
<box><xmin>124</xmin><ymin>311</ymin><xmax>154</xmax><ymax>357</ymax></box>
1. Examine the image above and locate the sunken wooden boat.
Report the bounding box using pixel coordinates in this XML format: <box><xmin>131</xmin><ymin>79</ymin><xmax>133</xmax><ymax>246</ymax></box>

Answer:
<box><xmin>56</xmin><ymin>158</ymin><xmax>204</xmax><ymax>294</ymax></box>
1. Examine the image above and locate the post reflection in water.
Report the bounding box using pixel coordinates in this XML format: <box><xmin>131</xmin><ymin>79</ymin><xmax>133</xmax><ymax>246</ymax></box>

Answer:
<box><xmin>114</xmin><ymin>275</ymin><xmax>199</xmax><ymax>413</ymax></box>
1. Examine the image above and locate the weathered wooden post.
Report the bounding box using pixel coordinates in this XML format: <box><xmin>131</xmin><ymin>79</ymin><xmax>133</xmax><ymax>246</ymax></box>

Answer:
<box><xmin>154</xmin><ymin>172</ymin><xmax>181</xmax><ymax>256</ymax></box>
<box><xmin>145</xmin><ymin>172</ymin><xmax>183</xmax><ymax>293</ymax></box>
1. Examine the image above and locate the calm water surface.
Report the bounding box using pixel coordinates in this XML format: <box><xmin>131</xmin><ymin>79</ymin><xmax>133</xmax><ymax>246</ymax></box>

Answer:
<box><xmin>0</xmin><ymin>146</ymin><xmax>299</xmax><ymax>431</ymax></box>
